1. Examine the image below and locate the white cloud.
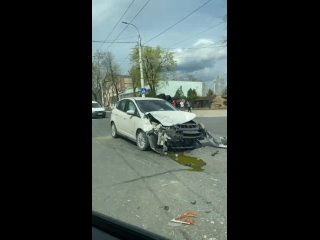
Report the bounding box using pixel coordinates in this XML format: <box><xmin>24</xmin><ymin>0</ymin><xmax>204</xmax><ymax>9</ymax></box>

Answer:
<box><xmin>173</xmin><ymin>38</ymin><xmax>226</xmax><ymax>72</ymax></box>
<box><xmin>193</xmin><ymin>38</ymin><xmax>215</xmax><ymax>46</ymax></box>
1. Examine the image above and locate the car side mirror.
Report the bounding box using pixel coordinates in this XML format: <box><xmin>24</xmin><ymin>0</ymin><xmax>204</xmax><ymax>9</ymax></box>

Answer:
<box><xmin>126</xmin><ymin>110</ymin><xmax>135</xmax><ymax>115</ymax></box>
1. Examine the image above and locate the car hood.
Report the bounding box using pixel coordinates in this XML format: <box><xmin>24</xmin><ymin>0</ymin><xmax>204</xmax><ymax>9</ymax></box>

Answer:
<box><xmin>146</xmin><ymin>111</ymin><xmax>196</xmax><ymax>126</ymax></box>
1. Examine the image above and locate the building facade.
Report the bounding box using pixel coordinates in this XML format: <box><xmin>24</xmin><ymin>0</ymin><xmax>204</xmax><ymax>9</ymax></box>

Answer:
<box><xmin>156</xmin><ymin>80</ymin><xmax>204</xmax><ymax>97</ymax></box>
<box><xmin>104</xmin><ymin>75</ymin><xmax>133</xmax><ymax>108</ymax></box>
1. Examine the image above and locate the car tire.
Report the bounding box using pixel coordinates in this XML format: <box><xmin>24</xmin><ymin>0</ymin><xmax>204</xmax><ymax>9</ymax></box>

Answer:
<box><xmin>136</xmin><ymin>130</ymin><xmax>150</xmax><ymax>151</ymax></box>
<box><xmin>111</xmin><ymin>122</ymin><xmax>118</xmax><ymax>138</ymax></box>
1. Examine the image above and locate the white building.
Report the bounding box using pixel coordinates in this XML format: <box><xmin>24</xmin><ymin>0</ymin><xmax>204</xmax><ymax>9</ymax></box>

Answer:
<box><xmin>156</xmin><ymin>80</ymin><xmax>204</xmax><ymax>97</ymax></box>
<box><xmin>213</xmin><ymin>75</ymin><xmax>227</xmax><ymax>95</ymax></box>
<box><xmin>119</xmin><ymin>80</ymin><xmax>205</xmax><ymax>99</ymax></box>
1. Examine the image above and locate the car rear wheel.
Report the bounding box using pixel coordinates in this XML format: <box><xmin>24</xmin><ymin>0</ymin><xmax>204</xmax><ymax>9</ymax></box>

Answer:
<box><xmin>136</xmin><ymin>130</ymin><xmax>150</xmax><ymax>151</ymax></box>
<box><xmin>111</xmin><ymin>122</ymin><xmax>118</xmax><ymax>138</ymax></box>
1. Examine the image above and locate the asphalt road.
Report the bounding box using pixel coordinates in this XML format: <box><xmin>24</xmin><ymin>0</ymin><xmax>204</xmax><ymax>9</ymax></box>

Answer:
<box><xmin>92</xmin><ymin>116</ymin><xmax>227</xmax><ymax>240</ymax></box>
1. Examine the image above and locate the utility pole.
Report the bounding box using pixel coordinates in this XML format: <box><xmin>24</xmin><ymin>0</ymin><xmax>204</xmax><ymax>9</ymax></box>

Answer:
<box><xmin>122</xmin><ymin>22</ymin><xmax>145</xmax><ymax>97</ymax></box>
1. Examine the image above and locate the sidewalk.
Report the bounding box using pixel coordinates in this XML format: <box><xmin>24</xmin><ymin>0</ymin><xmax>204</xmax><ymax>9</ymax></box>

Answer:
<box><xmin>191</xmin><ymin>109</ymin><xmax>227</xmax><ymax>117</ymax></box>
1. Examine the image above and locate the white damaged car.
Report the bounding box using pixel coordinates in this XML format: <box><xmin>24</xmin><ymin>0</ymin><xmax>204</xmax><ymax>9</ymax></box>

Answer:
<box><xmin>110</xmin><ymin>97</ymin><xmax>226</xmax><ymax>154</ymax></box>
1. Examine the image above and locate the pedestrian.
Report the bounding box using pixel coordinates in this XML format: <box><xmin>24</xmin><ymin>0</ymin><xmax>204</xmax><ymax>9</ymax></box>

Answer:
<box><xmin>180</xmin><ymin>100</ymin><xmax>185</xmax><ymax>111</ymax></box>
<box><xmin>186</xmin><ymin>101</ymin><xmax>191</xmax><ymax>112</ymax></box>
<box><xmin>172</xmin><ymin>100</ymin><xmax>177</xmax><ymax>108</ymax></box>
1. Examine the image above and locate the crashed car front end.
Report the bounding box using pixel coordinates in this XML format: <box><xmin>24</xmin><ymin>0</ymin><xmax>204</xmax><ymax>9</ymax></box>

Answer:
<box><xmin>143</xmin><ymin>111</ymin><xmax>225</xmax><ymax>154</ymax></box>
<box><xmin>159</xmin><ymin>121</ymin><xmax>205</xmax><ymax>148</ymax></box>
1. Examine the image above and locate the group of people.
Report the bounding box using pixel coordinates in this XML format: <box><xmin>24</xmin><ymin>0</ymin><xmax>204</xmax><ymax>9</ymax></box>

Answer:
<box><xmin>171</xmin><ymin>99</ymin><xmax>192</xmax><ymax>112</ymax></box>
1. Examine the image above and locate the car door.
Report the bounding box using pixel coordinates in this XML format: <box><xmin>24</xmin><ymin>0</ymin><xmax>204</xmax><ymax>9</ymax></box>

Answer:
<box><xmin>112</xmin><ymin>99</ymin><xmax>127</xmax><ymax>135</ymax></box>
<box><xmin>122</xmin><ymin>100</ymin><xmax>142</xmax><ymax>140</ymax></box>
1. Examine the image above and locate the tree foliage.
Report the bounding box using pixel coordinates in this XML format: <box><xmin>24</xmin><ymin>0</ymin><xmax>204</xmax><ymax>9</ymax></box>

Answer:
<box><xmin>207</xmin><ymin>89</ymin><xmax>214</xmax><ymax>97</ymax></box>
<box><xmin>174</xmin><ymin>86</ymin><xmax>185</xmax><ymax>100</ymax></box>
<box><xmin>187</xmin><ymin>88</ymin><xmax>197</xmax><ymax>100</ymax></box>
<box><xmin>130</xmin><ymin>46</ymin><xmax>176</xmax><ymax>97</ymax></box>
<box><xmin>128</xmin><ymin>66</ymin><xmax>140</xmax><ymax>97</ymax></box>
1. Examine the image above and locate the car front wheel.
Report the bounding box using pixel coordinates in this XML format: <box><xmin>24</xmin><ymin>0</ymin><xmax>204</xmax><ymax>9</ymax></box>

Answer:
<box><xmin>111</xmin><ymin>122</ymin><xmax>118</xmax><ymax>138</ymax></box>
<box><xmin>136</xmin><ymin>130</ymin><xmax>150</xmax><ymax>151</ymax></box>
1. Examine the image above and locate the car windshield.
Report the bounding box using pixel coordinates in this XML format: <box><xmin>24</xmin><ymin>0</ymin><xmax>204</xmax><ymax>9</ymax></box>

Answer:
<box><xmin>135</xmin><ymin>100</ymin><xmax>176</xmax><ymax>113</ymax></box>
<box><xmin>92</xmin><ymin>102</ymin><xmax>101</xmax><ymax>108</ymax></box>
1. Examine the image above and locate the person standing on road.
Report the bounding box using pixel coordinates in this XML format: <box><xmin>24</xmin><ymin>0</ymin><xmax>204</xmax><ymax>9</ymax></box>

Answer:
<box><xmin>180</xmin><ymin>100</ymin><xmax>185</xmax><ymax>111</ymax></box>
<box><xmin>186</xmin><ymin>101</ymin><xmax>191</xmax><ymax>112</ymax></box>
<box><xmin>172</xmin><ymin>100</ymin><xmax>177</xmax><ymax>108</ymax></box>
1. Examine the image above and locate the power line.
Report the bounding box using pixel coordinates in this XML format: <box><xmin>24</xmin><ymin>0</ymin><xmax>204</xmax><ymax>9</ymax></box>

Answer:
<box><xmin>168</xmin><ymin>46</ymin><xmax>226</xmax><ymax>50</ymax></box>
<box><xmin>97</xmin><ymin>0</ymin><xmax>136</xmax><ymax>50</ymax></box>
<box><xmin>144</xmin><ymin>0</ymin><xmax>214</xmax><ymax>44</ymax></box>
<box><xmin>93</xmin><ymin>41</ymin><xmax>136</xmax><ymax>43</ymax></box>
<box><xmin>105</xmin><ymin>0</ymin><xmax>151</xmax><ymax>50</ymax></box>
<box><xmin>143</xmin><ymin>44</ymin><xmax>226</xmax><ymax>50</ymax></box>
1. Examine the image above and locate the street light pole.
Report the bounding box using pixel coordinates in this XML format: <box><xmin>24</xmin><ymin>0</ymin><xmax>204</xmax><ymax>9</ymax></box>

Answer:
<box><xmin>122</xmin><ymin>22</ymin><xmax>145</xmax><ymax>97</ymax></box>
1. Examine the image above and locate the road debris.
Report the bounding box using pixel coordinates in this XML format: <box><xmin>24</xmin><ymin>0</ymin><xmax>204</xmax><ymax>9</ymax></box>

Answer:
<box><xmin>161</xmin><ymin>205</ymin><xmax>169</xmax><ymax>211</ymax></box>
<box><xmin>204</xmin><ymin>129</ymin><xmax>227</xmax><ymax>149</ymax></box>
<box><xmin>170</xmin><ymin>211</ymin><xmax>197</xmax><ymax>225</ymax></box>
<box><xmin>211</xmin><ymin>150</ymin><xmax>219</xmax><ymax>157</ymax></box>
<box><xmin>190</xmin><ymin>200</ymin><xmax>197</xmax><ymax>205</ymax></box>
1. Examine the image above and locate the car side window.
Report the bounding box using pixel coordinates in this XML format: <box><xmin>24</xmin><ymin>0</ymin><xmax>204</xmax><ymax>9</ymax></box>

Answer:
<box><xmin>124</xmin><ymin>100</ymin><xmax>139</xmax><ymax>117</ymax></box>
<box><xmin>116</xmin><ymin>100</ymin><xmax>126</xmax><ymax>112</ymax></box>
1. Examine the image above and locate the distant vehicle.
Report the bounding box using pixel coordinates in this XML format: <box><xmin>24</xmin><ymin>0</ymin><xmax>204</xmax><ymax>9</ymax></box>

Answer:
<box><xmin>92</xmin><ymin>101</ymin><xmax>106</xmax><ymax>118</ymax></box>
<box><xmin>110</xmin><ymin>97</ymin><xmax>226</xmax><ymax>154</ymax></box>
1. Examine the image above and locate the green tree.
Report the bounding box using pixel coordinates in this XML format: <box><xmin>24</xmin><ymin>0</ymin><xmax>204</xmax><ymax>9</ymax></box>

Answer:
<box><xmin>207</xmin><ymin>89</ymin><xmax>214</xmax><ymax>97</ymax></box>
<box><xmin>130</xmin><ymin>46</ymin><xmax>176</xmax><ymax>97</ymax></box>
<box><xmin>174</xmin><ymin>86</ymin><xmax>185</xmax><ymax>99</ymax></box>
<box><xmin>187</xmin><ymin>88</ymin><xmax>197</xmax><ymax>100</ymax></box>
<box><xmin>128</xmin><ymin>66</ymin><xmax>141</xmax><ymax>97</ymax></box>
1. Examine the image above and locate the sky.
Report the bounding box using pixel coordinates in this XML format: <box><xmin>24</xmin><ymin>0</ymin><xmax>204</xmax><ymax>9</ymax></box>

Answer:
<box><xmin>92</xmin><ymin>0</ymin><xmax>227</xmax><ymax>89</ymax></box>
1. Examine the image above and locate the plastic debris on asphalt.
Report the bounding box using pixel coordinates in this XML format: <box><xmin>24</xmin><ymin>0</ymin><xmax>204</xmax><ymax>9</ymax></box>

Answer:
<box><xmin>170</xmin><ymin>211</ymin><xmax>197</xmax><ymax>225</ymax></box>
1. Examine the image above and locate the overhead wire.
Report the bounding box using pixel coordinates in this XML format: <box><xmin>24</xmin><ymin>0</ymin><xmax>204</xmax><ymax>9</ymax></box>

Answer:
<box><xmin>97</xmin><ymin>0</ymin><xmax>136</xmax><ymax>50</ymax></box>
<box><xmin>144</xmin><ymin>0</ymin><xmax>215</xmax><ymax>44</ymax></box>
<box><xmin>105</xmin><ymin>0</ymin><xmax>151</xmax><ymax>50</ymax></box>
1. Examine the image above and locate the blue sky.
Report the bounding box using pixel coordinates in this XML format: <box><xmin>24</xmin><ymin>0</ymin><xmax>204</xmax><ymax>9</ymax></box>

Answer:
<box><xmin>92</xmin><ymin>0</ymin><xmax>227</xmax><ymax>88</ymax></box>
